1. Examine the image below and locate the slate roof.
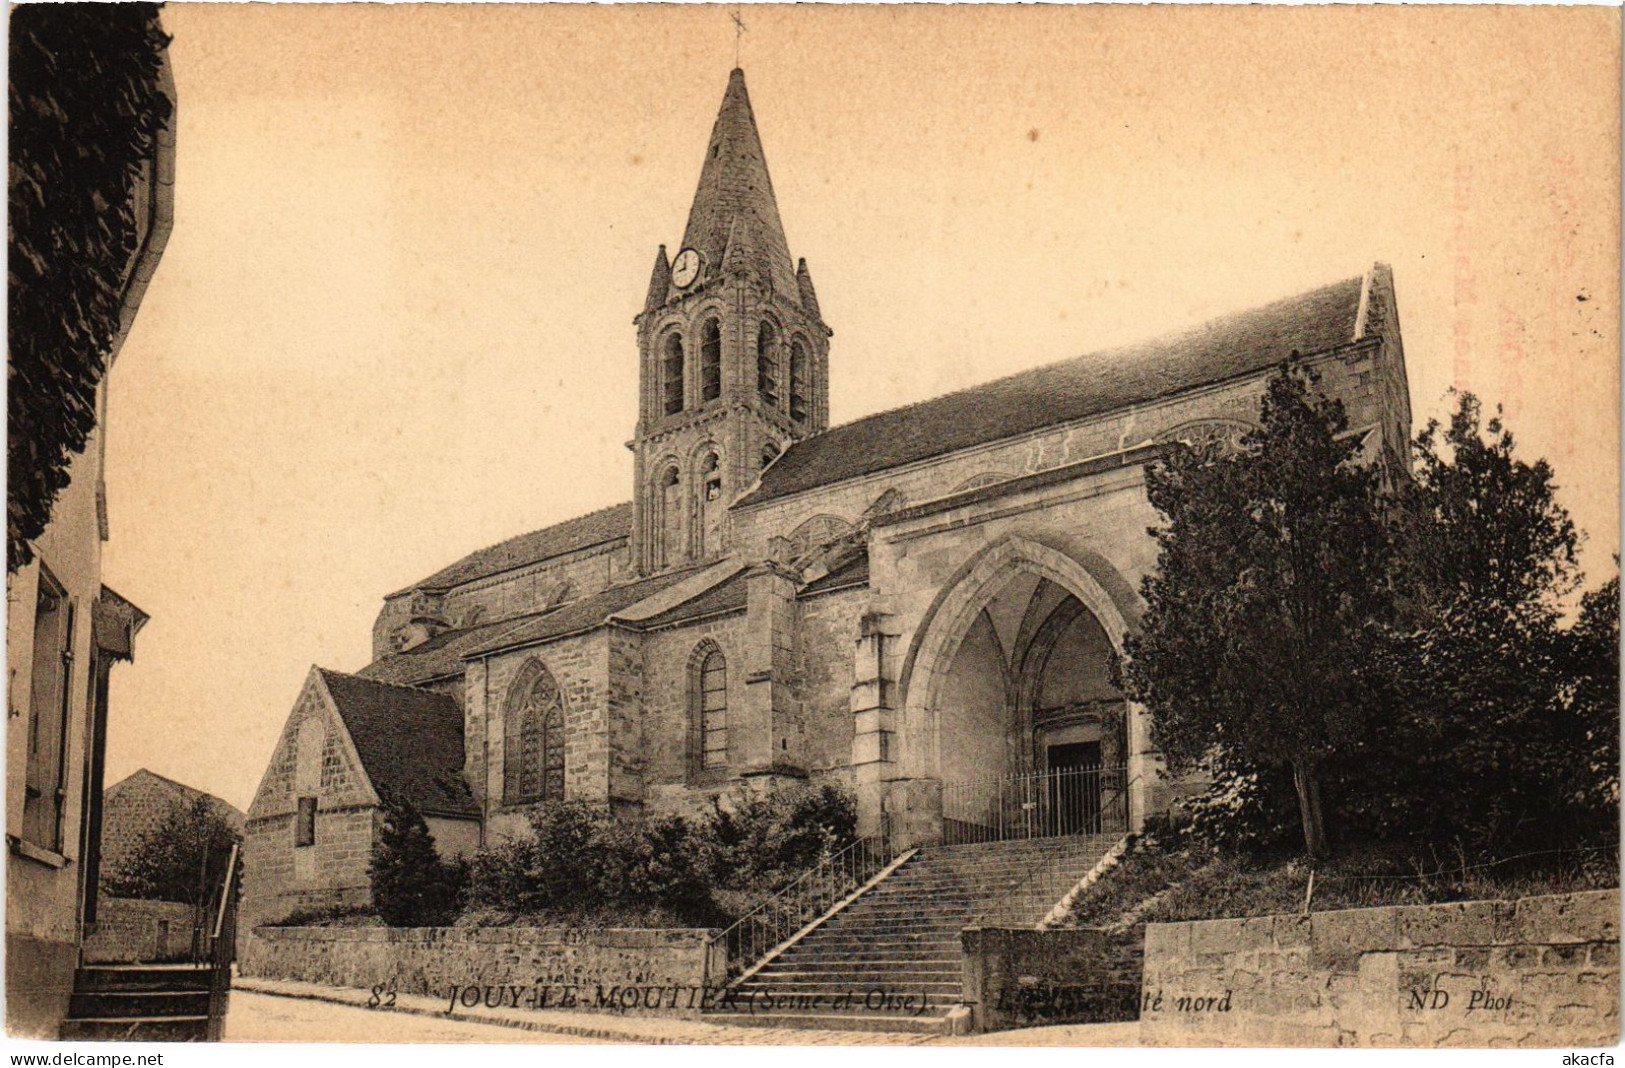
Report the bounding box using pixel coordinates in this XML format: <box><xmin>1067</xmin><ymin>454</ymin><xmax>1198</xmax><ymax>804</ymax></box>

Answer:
<box><xmin>389</xmin><ymin>501</ymin><xmax>632</xmax><ymax>597</ymax></box>
<box><xmin>736</xmin><ymin>275</ymin><xmax>1366</xmax><ymax>507</ymax></box>
<box><xmin>318</xmin><ymin>669</ymin><xmax>478</xmax><ymax>818</ymax></box>
<box><xmin>355</xmin><ymin>616</ymin><xmax>517</xmax><ymax>687</ymax></box>
<box><xmin>467</xmin><ymin>566</ymin><xmax>708</xmax><ymax>656</ymax></box>
<box><xmin>635</xmin><ymin>568</ymin><xmax>751</xmax><ymax>629</ymax></box>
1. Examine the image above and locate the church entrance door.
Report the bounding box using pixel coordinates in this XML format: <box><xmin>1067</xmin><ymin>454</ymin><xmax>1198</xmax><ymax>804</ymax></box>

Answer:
<box><xmin>1045</xmin><ymin>741</ymin><xmax>1102</xmax><ymax>835</ymax></box>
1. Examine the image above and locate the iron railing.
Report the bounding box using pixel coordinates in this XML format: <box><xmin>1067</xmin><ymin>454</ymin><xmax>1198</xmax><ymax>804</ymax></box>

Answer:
<box><xmin>203</xmin><ymin>842</ymin><xmax>239</xmax><ymax>1041</ymax></box>
<box><xmin>710</xmin><ymin>833</ymin><xmax>907</xmax><ymax>980</ymax></box>
<box><xmin>966</xmin><ymin>776</ymin><xmax>1135</xmax><ymax>930</ymax></box>
<box><xmin>942</xmin><ymin>765</ymin><xmax>1129</xmax><ymax>845</ymax></box>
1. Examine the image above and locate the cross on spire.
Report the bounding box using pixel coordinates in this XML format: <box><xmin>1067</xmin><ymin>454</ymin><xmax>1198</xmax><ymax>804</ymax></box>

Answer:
<box><xmin>731</xmin><ymin>8</ymin><xmax>746</xmax><ymax>67</ymax></box>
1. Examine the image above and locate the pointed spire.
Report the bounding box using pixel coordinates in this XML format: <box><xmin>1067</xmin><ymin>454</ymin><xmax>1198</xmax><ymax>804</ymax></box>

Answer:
<box><xmin>796</xmin><ymin>257</ymin><xmax>821</xmax><ymax>319</ymax></box>
<box><xmin>644</xmin><ymin>245</ymin><xmax>671</xmax><ymax>312</ymax></box>
<box><xmin>680</xmin><ymin>69</ymin><xmax>796</xmax><ymax>293</ymax></box>
<box><xmin>721</xmin><ymin>218</ymin><xmax>751</xmax><ymax>276</ymax></box>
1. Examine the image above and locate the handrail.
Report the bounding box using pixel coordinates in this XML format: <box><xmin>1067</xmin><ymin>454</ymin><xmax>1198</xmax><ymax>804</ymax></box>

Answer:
<box><xmin>966</xmin><ymin>775</ymin><xmax>1136</xmax><ymax>930</ymax></box>
<box><xmin>212</xmin><ymin>841</ymin><xmax>238</xmax><ymax>940</ymax></box>
<box><xmin>709</xmin><ymin>832</ymin><xmax>903</xmax><ymax>978</ymax></box>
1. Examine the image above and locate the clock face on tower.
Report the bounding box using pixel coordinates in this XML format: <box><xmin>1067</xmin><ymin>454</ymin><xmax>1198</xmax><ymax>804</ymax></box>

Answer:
<box><xmin>671</xmin><ymin>248</ymin><xmax>701</xmax><ymax>288</ymax></box>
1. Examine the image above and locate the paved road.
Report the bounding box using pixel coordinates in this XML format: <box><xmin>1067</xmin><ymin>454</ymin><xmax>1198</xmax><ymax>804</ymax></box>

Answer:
<box><xmin>226</xmin><ymin>990</ymin><xmax>596</xmax><ymax>1043</ymax></box>
<box><xmin>228</xmin><ymin>980</ymin><xmax>1141</xmax><ymax>1046</ymax></box>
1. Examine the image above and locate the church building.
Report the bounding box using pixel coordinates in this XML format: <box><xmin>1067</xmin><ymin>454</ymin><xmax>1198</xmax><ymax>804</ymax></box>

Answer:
<box><xmin>243</xmin><ymin>69</ymin><xmax>1412</xmax><ymax>924</ymax></box>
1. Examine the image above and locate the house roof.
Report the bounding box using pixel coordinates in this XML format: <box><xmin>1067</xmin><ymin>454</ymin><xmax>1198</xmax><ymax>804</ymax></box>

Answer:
<box><xmin>317</xmin><ymin>669</ymin><xmax>478</xmax><ymax>818</ymax></box>
<box><xmin>389</xmin><ymin>501</ymin><xmax>632</xmax><ymax>597</ymax></box>
<box><xmin>106</xmin><ymin>768</ymin><xmax>246</xmax><ymax>832</ymax></box>
<box><xmin>736</xmin><ymin>273</ymin><xmax>1367</xmax><ymax>507</ymax></box>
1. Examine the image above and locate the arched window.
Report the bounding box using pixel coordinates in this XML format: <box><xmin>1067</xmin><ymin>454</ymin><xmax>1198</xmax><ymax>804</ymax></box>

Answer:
<box><xmin>694</xmin><ymin>645</ymin><xmax>728</xmax><ymax>771</ymax></box>
<box><xmin>662</xmin><ymin>333</ymin><xmax>685</xmax><ymax>415</ymax></box>
<box><xmin>700</xmin><ymin>319</ymin><xmax>722</xmax><ymax>403</ymax></box>
<box><xmin>789</xmin><ymin>338</ymin><xmax>809</xmax><ymax>423</ymax></box>
<box><xmin>756</xmin><ymin>321</ymin><xmax>779</xmax><ymax>409</ymax></box>
<box><xmin>504</xmin><ymin>663</ymin><xmax>566</xmax><ymax>805</ymax></box>
<box><xmin>654</xmin><ymin>464</ymin><xmax>681</xmax><ymax>569</ymax></box>
<box><xmin>697</xmin><ymin>452</ymin><xmax>723</xmax><ymax>558</ymax></box>
<box><xmin>761</xmin><ymin>442</ymin><xmax>780</xmax><ymax>470</ymax></box>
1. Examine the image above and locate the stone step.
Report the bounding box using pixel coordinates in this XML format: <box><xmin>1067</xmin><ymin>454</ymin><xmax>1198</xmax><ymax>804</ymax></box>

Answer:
<box><xmin>774</xmin><ymin>949</ymin><xmax>959</xmax><ymax>963</ymax></box>
<box><xmin>728</xmin><ymin>990</ymin><xmax>964</xmax><ymax>1009</ymax></box>
<box><xmin>69</xmin><ymin>990</ymin><xmax>211</xmax><ymax>1019</ymax></box>
<box><xmin>73</xmin><ymin>965</ymin><xmax>212</xmax><ymax>993</ymax></box>
<box><xmin>757</xmin><ymin>961</ymin><xmax>960</xmax><ymax>977</ymax></box>
<box><xmin>60</xmin><ymin>1015</ymin><xmax>209</xmax><ymax>1042</ymax></box>
<box><xmin>738</xmin><ymin>980</ymin><xmax>963</xmax><ymax>997</ymax></box>
<box><xmin>703</xmin><ymin>1010</ymin><xmax>952</xmax><ymax>1034</ymax></box>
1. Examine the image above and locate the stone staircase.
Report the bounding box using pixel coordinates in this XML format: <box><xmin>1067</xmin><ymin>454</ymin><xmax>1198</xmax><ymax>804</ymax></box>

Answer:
<box><xmin>61</xmin><ymin>963</ymin><xmax>214</xmax><ymax>1041</ymax></box>
<box><xmin>706</xmin><ymin>833</ymin><xmax>1120</xmax><ymax>1034</ymax></box>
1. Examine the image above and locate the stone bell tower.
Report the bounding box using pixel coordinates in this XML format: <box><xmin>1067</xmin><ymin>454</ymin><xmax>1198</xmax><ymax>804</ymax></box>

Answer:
<box><xmin>631</xmin><ymin>69</ymin><xmax>831</xmax><ymax>574</ymax></box>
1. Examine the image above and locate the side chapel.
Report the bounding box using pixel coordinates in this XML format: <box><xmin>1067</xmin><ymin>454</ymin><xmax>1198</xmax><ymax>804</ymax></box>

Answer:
<box><xmin>243</xmin><ymin>69</ymin><xmax>1412</xmax><ymax>923</ymax></box>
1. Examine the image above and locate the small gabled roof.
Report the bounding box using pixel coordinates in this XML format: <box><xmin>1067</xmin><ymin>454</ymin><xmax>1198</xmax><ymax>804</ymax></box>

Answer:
<box><xmin>356</xmin><ymin>614</ymin><xmax>516</xmax><ymax>688</ymax></box>
<box><xmin>389</xmin><ymin>501</ymin><xmax>632</xmax><ymax>598</ymax></box>
<box><xmin>633</xmin><ymin>568</ymin><xmax>751</xmax><ymax>629</ymax></box>
<box><xmin>467</xmin><ymin>566</ymin><xmax>705</xmax><ymax>656</ymax></box>
<box><xmin>317</xmin><ymin>669</ymin><xmax>477</xmax><ymax>819</ymax></box>
<box><xmin>736</xmin><ymin>273</ymin><xmax>1369</xmax><ymax>508</ymax></box>
<box><xmin>106</xmin><ymin>768</ymin><xmax>246</xmax><ymax>832</ymax></box>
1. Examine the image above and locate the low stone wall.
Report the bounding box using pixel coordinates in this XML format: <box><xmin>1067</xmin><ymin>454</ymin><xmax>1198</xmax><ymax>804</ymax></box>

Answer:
<box><xmin>83</xmin><ymin>898</ymin><xmax>198</xmax><ymax>963</ymax></box>
<box><xmin>239</xmin><ymin>925</ymin><xmax>727</xmax><ymax>1016</ymax></box>
<box><xmin>1140</xmin><ymin>889</ymin><xmax>1619</xmax><ymax>1047</ymax></box>
<box><xmin>962</xmin><ymin>925</ymin><xmax>1144</xmax><ymax>1032</ymax></box>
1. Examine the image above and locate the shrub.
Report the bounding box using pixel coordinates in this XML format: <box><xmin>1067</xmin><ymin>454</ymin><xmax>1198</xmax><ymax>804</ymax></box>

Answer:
<box><xmin>369</xmin><ymin>796</ymin><xmax>468</xmax><ymax>926</ymax></box>
<box><xmin>700</xmin><ymin>782</ymin><xmax>857</xmax><ymax>891</ymax></box>
<box><xmin>461</xmin><ymin>783</ymin><xmax>859</xmax><ymax>927</ymax></box>
<box><xmin>467</xmin><ymin>800</ymin><xmax>603</xmax><ymax>915</ymax></box>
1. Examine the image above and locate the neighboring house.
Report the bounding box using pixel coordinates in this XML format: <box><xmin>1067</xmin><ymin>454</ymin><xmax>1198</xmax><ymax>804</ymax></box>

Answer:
<box><xmin>100</xmin><ymin>769</ymin><xmax>246</xmax><ymax>886</ymax></box>
<box><xmin>5</xmin><ymin>12</ymin><xmax>176</xmax><ymax>1038</ymax></box>
<box><xmin>244</xmin><ymin>68</ymin><xmax>1412</xmax><ymax>921</ymax></box>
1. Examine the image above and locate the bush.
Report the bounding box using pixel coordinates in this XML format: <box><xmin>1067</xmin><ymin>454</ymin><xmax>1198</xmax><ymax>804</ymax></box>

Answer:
<box><xmin>700</xmin><ymin>782</ymin><xmax>857</xmax><ymax>891</ymax></box>
<box><xmin>103</xmin><ymin>795</ymin><xmax>240</xmax><ymax>907</ymax></box>
<box><xmin>1180</xmin><ymin>753</ymin><xmax>1298</xmax><ymax>858</ymax></box>
<box><xmin>369</xmin><ymin>796</ymin><xmax>469</xmax><ymax>926</ymax></box>
<box><xmin>462</xmin><ymin>782</ymin><xmax>859</xmax><ymax>927</ymax></box>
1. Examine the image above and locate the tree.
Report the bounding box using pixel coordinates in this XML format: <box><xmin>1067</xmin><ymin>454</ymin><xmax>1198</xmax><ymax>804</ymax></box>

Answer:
<box><xmin>1562</xmin><ymin>574</ymin><xmax>1620</xmax><ymax>834</ymax></box>
<box><xmin>1349</xmin><ymin>394</ymin><xmax>1594</xmax><ymax>856</ymax></box>
<box><xmin>8</xmin><ymin>5</ymin><xmax>174</xmax><ymax>572</ymax></box>
<box><xmin>103</xmin><ymin>796</ymin><xmax>239</xmax><ymax>908</ymax></box>
<box><xmin>1122</xmin><ymin>363</ymin><xmax>1393</xmax><ymax>857</ymax></box>
<box><xmin>369</xmin><ymin>795</ymin><xmax>466</xmax><ymax>927</ymax></box>
<box><xmin>1399</xmin><ymin>392</ymin><xmax>1579</xmax><ymax>620</ymax></box>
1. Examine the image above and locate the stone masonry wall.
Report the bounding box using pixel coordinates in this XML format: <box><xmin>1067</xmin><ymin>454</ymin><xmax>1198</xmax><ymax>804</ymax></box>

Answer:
<box><xmin>82</xmin><ymin>898</ymin><xmax>197</xmax><ymax>964</ymax></box>
<box><xmin>481</xmin><ymin>630</ymin><xmax>609</xmax><ymax>842</ymax></box>
<box><xmin>640</xmin><ymin>614</ymin><xmax>749</xmax><ymax>819</ymax></box>
<box><xmin>240</xmin><ymin>926</ymin><xmax>726</xmax><ymax>1016</ymax></box>
<box><xmin>1139</xmin><ymin>890</ymin><xmax>1619</xmax><ymax>1047</ymax></box>
<box><xmin>242</xmin><ymin>807</ymin><xmax>377</xmax><ymax>926</ymax></box>
<box><xmin>795</xmin><ymin>586</ymin><xmax>864</xmax><ymax>777</ymax></box>
<box><xmin>962</xmin><ymin>925</ymin><xmax>1145</xmax><ymax>1033</ymax></box>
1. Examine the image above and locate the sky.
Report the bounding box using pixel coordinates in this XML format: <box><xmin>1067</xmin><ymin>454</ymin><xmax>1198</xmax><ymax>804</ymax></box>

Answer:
<box><xmin>98</xmin><ymin>4</ymin><xmax>1619</xmax><ymax>812</ymax></box>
